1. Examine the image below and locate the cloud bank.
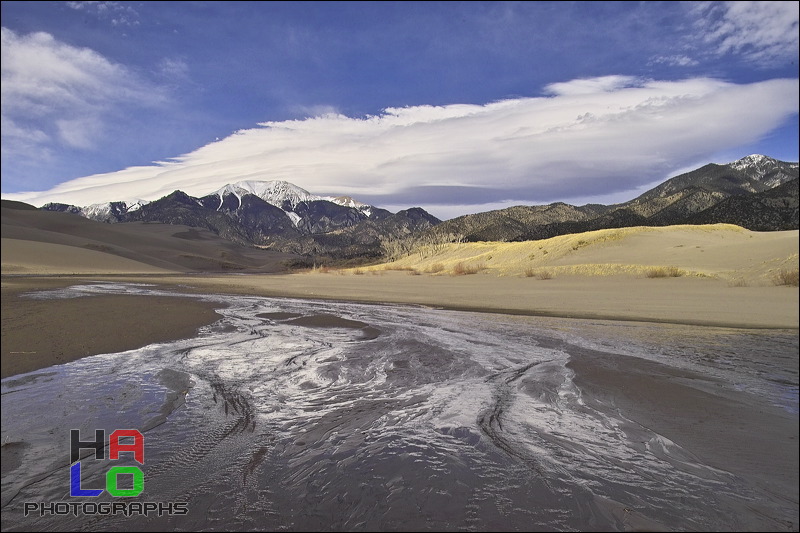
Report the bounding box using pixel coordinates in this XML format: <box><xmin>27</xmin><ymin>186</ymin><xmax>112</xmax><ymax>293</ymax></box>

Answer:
<box><xmin>1</xmin><ymin>27</ymin><xmax>162</xmax><ymax>161</ymax></box>
<box><xmin>694</xmin><ymin>1</ymin><xmax>799</xmax><ymax>64</ymax></box>
<box><xmin>5</xmin><ymin>76</ymin><xmax>798</xmax><ymax>215</ymax></box>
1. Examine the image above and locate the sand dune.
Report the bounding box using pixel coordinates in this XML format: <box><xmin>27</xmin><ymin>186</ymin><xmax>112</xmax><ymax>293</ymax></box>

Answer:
<box><xmin>3</xmin><ymin>206</ymin><xmax>796</xmax><ymax>531</ymax></box>
<box><xmin>2</xmin><ymin>204</ymin><xmax>798</xmax><ymax>375</ymax></box>
<box><xmin>1</xmin><ymin>200</ymin><xmax>297</xmax><ymax>274</ymax></box>
<box><xmin>362</xmin><ymin>224</ymin><xmax>799</xmax><ymax>285</ymax></box>
<box><xmin>1</xmin><ymin>238</ymin><xmax>173</xmax><ymax>275</ymax></box>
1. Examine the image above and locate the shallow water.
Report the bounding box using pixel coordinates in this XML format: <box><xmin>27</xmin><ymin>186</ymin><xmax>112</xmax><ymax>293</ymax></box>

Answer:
<box><xmin>1</xmin><ymin>282</ymin><xmax>797</xmax><ymax>531</ymax></box>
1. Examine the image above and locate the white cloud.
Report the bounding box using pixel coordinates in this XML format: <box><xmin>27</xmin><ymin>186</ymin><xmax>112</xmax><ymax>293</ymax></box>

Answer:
<box><xmin>695</xmin><ymin>1</ymin><xmax>799</xmax><ymax>64</ymax></box>
<box><xmin>5</xmin><ymin>76</ymin><xmax>798</xmax><ymax>212</ymax></box>
<box><xmin>543</xmin><ymin>76</ymin><xmax>642</xmax><ymax>96</ymax></box>
<box><xmin>56</xmin><ymin>117</ymin><xmax>103</xmax><ymax>149</ymax></box>
<box><xmin>66</xmin><ymin>1</ymin><xmax>140</xmax><ymax>27</ymax></box>
<box><xmin>1</xmin><ymin>27</ymin><xmax>164</xmax><ymax>154</ymax></box>
<box><xmin>649</xmin><ymin>55</ymin><xmax>700</xmax><ymax>67</ymax></box>
<box><xmin>157</xmin><ymin>57</ymin><xmax>189</xmax><ymax>81</ymax></box>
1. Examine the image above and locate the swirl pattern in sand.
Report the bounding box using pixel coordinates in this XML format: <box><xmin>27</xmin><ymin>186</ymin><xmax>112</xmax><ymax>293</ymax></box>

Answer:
<box><xmin>2</xmin><ymin>283</ymin><xmax>797</xmax><ymax>531</ymax></box>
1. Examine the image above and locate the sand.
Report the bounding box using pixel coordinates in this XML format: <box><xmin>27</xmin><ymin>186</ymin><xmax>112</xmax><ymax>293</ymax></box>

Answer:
<box><xmin>1</xmin><ymin>220</ymin><xmax>798</xmax><ymax>530</ymax></box>
<box><xmin>1</xmin><ymin>278</ymin><xmax>222</xmax><ymax>379</ymax></box>
<box><xmin>2</xmin><ymin>270</ymin><xmax>796</xmax><ymax>379</ymax></box>
<box><xmin>567</xmin><ymin>346</ymin><xmax>798</xmax><ymax>512</ymax></box>
<box><xmin>360</xmin><ymin>224</ymin><xmax>800</xmax><ymax>283</ymax></box>
<box><xmin>1</xmin><ymin>220</ymin><xmax>797</xmax><ymax>374</ymax></box>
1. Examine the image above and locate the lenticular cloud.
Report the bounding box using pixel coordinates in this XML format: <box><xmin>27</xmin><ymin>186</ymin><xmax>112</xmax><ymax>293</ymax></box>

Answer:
<box><xmin>7</xmin><ymin>76</ymin><xmax>798</xmax><ymax>209</ymax></box>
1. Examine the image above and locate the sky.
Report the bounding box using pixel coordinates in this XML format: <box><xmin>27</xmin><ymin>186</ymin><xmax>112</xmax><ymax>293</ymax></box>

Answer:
<box><xmin>1</xmin><ymin>1</ymin><xmax>798</xmax><ymax>220</ymax></box>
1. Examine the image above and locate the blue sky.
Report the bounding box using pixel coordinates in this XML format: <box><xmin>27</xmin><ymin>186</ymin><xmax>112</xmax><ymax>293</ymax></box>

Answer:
<box><xmin>2</xmin><ymin>1</ymin><xmax>798</xmax><ymax>219</ymax></box>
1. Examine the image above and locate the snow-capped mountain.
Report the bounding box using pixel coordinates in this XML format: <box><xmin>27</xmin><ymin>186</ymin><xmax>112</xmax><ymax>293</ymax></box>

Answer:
<box><xmin>36</xmin><ymin>155</ymin><xmax>796</xmax><ymax>256</ymax></box>
<box><xmin>209</xmin><ymin>180</ymin><xmax>372</xmax><ymax>215</ymax></box>
<box><xmin>41</xmin><ymin>179</ymin><xmax>385</xmax><ymax>235</ymax></box>
<box><xmin>211</xmin><ymin>180</ymin><xmax>321</xmax><ymax>210</ymax></box>
<box><xmin>41</xmin><ymin>198</ymin><xmax>150</xmax><ymax>223</ymax></box>
<box><xmin>424</xmin><ymin>154</ymin><xmax>798</xmax><ymax>241</ymax></box>
<box><xmin>727</xmin><ymin>154</ymin><xmax>799</xmax><ymax>189</ymax></box>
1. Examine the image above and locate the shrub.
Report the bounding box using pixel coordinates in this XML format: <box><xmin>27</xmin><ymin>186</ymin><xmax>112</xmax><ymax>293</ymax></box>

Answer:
<box><xmin>645</xmin><ymin>266</ymin><xmax>683</xmax><ymax>278</ymax></box>
<box><xmin>352</xmin><ymin>268</ymin><xmax>364</xmax><ymax>275</ymax></box>
<box><xmin>383</xmin><ymin>265</ymin><xmax>416</xmax><ymax>272</ymax></box>
<box><xmin>536</xmin><ymin>269</ymin><xmax>553</xmax><ymax>280</ymax></box>
<box><xmin>452</xmin><ymin>262</ymin><xmax>485</xmax><ymax>275</ymax></box>
<box><xmin>425</xmin><ymin>263</ymin><xmax>445</xmax><ymax>274</ymax></box>
<box><xmin>524</xmin><ymin>267</ymin><xmax>536</xmax><ymax>278</ymax></box>
<box><xmin>773</xmin><ymin>268</ymin><xmax>799</xmax><ymax>287</ymax></box>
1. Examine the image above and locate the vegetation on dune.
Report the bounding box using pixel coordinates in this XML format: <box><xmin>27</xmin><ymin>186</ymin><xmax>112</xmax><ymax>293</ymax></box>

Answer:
<box><xmin>451</xmin><ymin>262</ymin><xmax>486</xmax><ymax>276</ymax></box>
<box><xmin>645</xmin><ymin>266</ymin><xmax>685</xmax><ymax>278</ymax></box>
<box><xmin>773</xmin><ymin>268</ymin><xmax>799</xmax><ymax>287</ymax></box>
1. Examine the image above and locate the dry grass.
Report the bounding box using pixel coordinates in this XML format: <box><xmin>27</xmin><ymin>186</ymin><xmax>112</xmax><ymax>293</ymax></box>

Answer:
<box><xmin>772</xmin><ymin>268</ymin><xmax>799</xmax><ymax>287</ymax></box>
<box><xmin>451</xmin><ymin>262</ymin><xmax>485</xmax><ymax>276</ymax></box>
<box><xmin>524</xmin><ymin>267</ymin><xmax>554</xmax><ymax>280</ymax></box>
<box><xmin>645</xmin><ymin>266</ymin><xmax>684</xmax><ymax>278</ymax></box>
<box><xmin>383</xmin><ymin>265</ymin><xmax>416</xmax><ymax>272</ymax></box>
<box><xmin>425</xmin><ymin>263</ymin><xmax>445</xmax><ymax>274</ymax></box>
<box><xmin>352</xmin><ymin>268</ymin><xmax>365</xmax><ymax>275</ymax></box>
<box><xmin>408</xmin><ymin>269</ymin><xmax>422</xmax><ymax>276</ymax></box>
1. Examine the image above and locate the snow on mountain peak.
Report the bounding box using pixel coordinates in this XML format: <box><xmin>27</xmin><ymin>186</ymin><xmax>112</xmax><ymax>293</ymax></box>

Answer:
<box><xmin>727</xmin><ymin>154</ymin><xmax>798</xmax><ymax>189</ymax></box>
<box><xmin>82</xmin><ymin>198</ymin><xmax>149</xmax><ymax>218</ymax></box>
<box><xmin>211</xmin><ymin>180</ymin><xmax>372</xmax><ymax>212</ymax></box>
<box><xmin>213</xmin><ymin>180</ymin><xmax>320</xmax><ymax>209</ymax></box>
<box><xmin>325</xmin><ymin>195</ymin><xmax>368</xmax><ymax>209</ymax></box>
<box><xmin>728</xmin><ymin>154</ymin><xmax>775</xmax><ymax>172</ymax></box>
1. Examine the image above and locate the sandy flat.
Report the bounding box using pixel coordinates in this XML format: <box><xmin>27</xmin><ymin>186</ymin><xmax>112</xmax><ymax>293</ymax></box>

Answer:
<box><xmin>1</xmin><ymin>221</ymin><xmax>797</xmax><ymax>530</ymax></box>
<box><xmin>567</xmin><ymin>344</ymin><xmax>798</xmax><ymax>528</ymax></box>
<box><xmin>1</xmin><ymin>238</ymin><xmax>174</xmax><ymax>275</ymax></box>
<box><xmin>1</xmin><ymin>223</ymin><xmax>797</xmax><ymax>378</ymax></box>
<box><xmin>365</xmin><ymin>224</ymin><xmax>799</xmax><ymax>284</ymax></box>
<box><xmin>158</xmin><ymin>270</ymin><xmax>799</xmax><ymax>329</ymax></box>
<box><xmin>1</xmin><ymin>278</ymin><xmax>222</xmax><ymax>378</ymax></box>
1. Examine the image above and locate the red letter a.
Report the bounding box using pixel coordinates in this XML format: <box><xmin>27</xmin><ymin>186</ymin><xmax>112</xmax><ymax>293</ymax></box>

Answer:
<box><xmin>109</xmin><ymin>429</ymin><xmax>144</xmax><ymax>464</ymax></box>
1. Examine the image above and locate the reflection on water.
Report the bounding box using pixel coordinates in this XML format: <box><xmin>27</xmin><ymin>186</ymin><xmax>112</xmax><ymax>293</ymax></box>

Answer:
<box><xmin>2</xmin><ymin>282</ymin><xmax>797</xmax><ymax>531</ymax></box>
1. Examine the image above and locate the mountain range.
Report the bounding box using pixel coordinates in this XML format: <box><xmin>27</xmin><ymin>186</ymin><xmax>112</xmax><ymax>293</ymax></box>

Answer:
<box><xmin>421</xmin><ymin>154</ymin><xmax>798</xmax><ymax>243</ymax></box>
<box><xmin>42</xmin><ymin>180</ymin><xmax>441</xmax><ymax>261</ymax></box>
<box><xmin>39</xmin><ymin>154</ymin><xmax>798</xmax><ymax>262</ymax></box>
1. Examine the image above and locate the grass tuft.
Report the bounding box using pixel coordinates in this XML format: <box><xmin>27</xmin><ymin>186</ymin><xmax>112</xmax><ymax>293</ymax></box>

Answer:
<box><xmin>451</xmin><ymin>262</ymin><xmax>485</xmax><ymax>275</ymax></box>
<box><xmin>645</xmin><ymin>266</ymin><xmax>684</xmax><ymax>278</ymax></box>
<box><xmin>773</xmin><ymin>268</ymin><xmax>799</xmax><ymax>287</ymax></box>
<box><xmin>425</xmin><ymin>263</ymin><xmax>445</xmax><ymax>274</ymax></box>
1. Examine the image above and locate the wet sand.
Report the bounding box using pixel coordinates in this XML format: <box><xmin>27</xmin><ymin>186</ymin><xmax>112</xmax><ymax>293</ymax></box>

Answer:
<box><xmin>134</xmin><ymin>271</ymin><xmax>799</xmax><ymax>329</ymax></box>
<box><xmin>1</xmin><ymin>278</ymin><xmax>222</xmax><ymax>378</ymax></box>
<box><xmin>1</xmin><ymin>283</ymin><xmax>796</xmax><ymax>531</ymax></box>
<box><xmin>2</xmin><ymin>271</ymin><xmax>798</xmax><ymax>379</ymax></box>
<box><xmin>567</xmin><ymin>347</ymin><xmax>799</xmax><ymax>530</ymax></box>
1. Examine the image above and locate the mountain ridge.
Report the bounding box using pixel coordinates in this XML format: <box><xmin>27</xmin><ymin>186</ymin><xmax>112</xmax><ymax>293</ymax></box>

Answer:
<box><xmin>423</xmin><ymin>155</ymin><xmax>798</xmax><ymax>243</ymax></box>
<box><xmin>37</xmin><ymin>154</ymin><xmax>798</xmax><ymax>261</ymax></box>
